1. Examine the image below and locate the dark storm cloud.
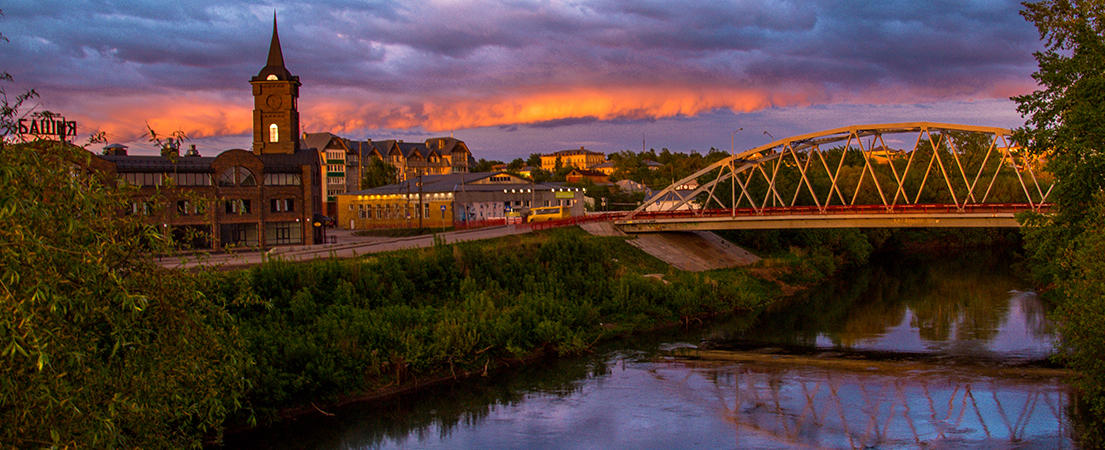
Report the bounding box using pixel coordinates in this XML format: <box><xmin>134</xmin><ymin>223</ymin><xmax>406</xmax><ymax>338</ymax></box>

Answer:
<box><xmin>528</xmin><ymin>116</ymin><xmax>600</xmax><ymax>129</ymax></box>
<box><xmin>0</xmin><ymin>0</ymin><xmax>1043</xmax><ymax>144</ymax></box>
<box><xmin>1</xmin><ymin>0</ymin><xmax>1039</xmax><ymax>95</ymax></box>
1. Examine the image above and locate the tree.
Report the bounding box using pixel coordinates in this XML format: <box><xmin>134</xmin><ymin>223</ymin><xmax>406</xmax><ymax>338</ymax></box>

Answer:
<box><xmin>526</xmin><ymin>153</ymin><xmax>542</xmax><ymax>168</ymax></box>
<box><xmin>471</xmin><ymin>158</ymin><xmax>502</xmax><ymax>173</ymax></box>
<box><xmin>361</xmin><ymin>156</ymin><xmax>399</xmax><ymax>189</ymax></box>
<box><xmin>1013</xmin><ymin>0</ymin><xmax>1105</xmax><ymax>443</ymax></box>
<box><xmin>0</xmin><ymin>138</ymin><xmax>255</xmax><ymax>447</ymax></box>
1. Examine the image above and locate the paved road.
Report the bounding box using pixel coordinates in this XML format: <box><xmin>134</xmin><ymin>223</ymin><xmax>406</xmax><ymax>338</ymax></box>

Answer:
<box><xmin>162</xmin><ymin>225</ymin><xmax>532</xmax><ymax>270</ymax></box>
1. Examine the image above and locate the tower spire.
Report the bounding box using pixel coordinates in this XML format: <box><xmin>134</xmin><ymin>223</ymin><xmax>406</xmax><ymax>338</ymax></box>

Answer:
<box><xmin>254</xmin><ymin>12</ymin><xmax>296</xmax><ymax>82</ymax></box>
<box><xmin>266</xmin><ymin>12</ymin><xmax>285</xmax><ymax>69</ymax></box>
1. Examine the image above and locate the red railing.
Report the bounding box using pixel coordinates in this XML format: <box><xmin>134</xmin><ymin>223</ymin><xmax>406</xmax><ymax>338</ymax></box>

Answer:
<box><xmin>454</xmin><ymin>218</ymin><xmax>509</xmax><ymax>230</ymax></box>
<box><xmin>520</xmin><ymin>211</ymin><xmax>630</xmax><ymax>231</ymax></box>
<box><xmin>624</xmin><ymin>203</ymin><xmax>1053</xmax><ymax>221</ymax></box>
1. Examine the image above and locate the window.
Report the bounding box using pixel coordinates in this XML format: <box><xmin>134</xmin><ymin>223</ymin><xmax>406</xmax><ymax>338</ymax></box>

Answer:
<box><xmin>265</xmin><ymin>221</ymin><xmax>302</xmax><ymax>245</ymax></box>
<box><xmin>265</xmin><ymin>173</ymin><xmax>301</xmax><ymax>186</ymax></box>
<box><xmin>171</xmin><ymin>172</ymin><xmax>212</xmax><ymax>186</ymax></box>
<box><xmin>178</xmin><ymin>200</ymin><xmax>190</xmax><ymax>215</ymax></box>
<box><xmin>219</xmin><ymin>166</ymin><xmax>256</xmax><ymax>187</ymax></box>
<box><xmin>270</xmin><ymin>198</ymin><xmax>294</xmax><ymax>213</ymax></box>
<box><xmin>269</xmin><ymin>124</ymin><xmax>279</xmax><ymax>143</ymax></box>
<box><xmin>128</xmin><ymin>201</ymin><xmax>151</xmax><ymax>215</ymax></box>
<box><xmin>225</xmin><ymin>199</ymin><xmax>251</xmax><ymax>214</ymax></box>
<box><xmin>123</xmin><ymin>172</ymin><xmax>164</xmax><ymax>186</ymax></box>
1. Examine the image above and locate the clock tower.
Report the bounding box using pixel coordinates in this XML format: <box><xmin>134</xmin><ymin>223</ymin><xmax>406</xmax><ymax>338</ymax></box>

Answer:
<box><xmin>251</xmin><ymin>14</ymin><xmax>300</xmax><ymax>155</ymax></box>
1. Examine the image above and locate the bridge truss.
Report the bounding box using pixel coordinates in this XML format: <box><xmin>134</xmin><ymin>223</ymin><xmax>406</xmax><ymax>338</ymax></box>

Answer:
<box><xmin>618</xmin><ymin>122</ymin><xmax>1053</xmax><ymax>232</ymax></box>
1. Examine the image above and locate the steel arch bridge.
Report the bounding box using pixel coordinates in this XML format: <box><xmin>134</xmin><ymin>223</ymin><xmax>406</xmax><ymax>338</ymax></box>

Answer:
<box><xmin>615</xmin><ymin>122</ymin><xmax>1053</xmax><ymax>233</ymax></box>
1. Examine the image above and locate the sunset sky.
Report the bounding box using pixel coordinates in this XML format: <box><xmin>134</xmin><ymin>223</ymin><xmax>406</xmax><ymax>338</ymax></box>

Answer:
<box><xmin>1</xmin><ymin>0</ymin><xmax>1043</xmax><ymax>160</ymax></box>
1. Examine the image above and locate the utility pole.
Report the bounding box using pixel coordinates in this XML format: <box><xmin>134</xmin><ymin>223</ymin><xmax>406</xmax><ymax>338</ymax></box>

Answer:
<box><xmin>418</xmin><ymin>169</ymin><xmax>424</xmax><ymax>229</ymax></box>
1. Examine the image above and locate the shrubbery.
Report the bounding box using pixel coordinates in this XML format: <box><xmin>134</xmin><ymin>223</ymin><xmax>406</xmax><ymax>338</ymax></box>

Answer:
<box><xmin>223</xmin><ymin>228</ymin><xmax>781</xmax><ymax>420</ymax></box>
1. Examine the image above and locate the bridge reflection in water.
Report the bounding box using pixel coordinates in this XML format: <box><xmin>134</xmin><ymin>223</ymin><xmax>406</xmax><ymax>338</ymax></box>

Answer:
<box><xmin>665</xmin><ymin>353</ymin><xmax>1070</xmax><ymax>449</ymax></box>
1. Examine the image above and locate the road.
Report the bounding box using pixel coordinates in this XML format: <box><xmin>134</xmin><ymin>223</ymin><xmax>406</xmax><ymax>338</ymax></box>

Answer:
<box><xmin>161</xmin><ymin>225</ymin><xmax>531</xmax><ymax>270</ymax></box>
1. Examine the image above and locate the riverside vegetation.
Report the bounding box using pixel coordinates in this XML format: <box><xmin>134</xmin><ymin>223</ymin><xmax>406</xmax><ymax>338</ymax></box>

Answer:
<box><xmin>225</xmin><ymin>227</ymin><xmax>833</xmax><ymax>422</ymax></box>
<box><xmin>0</xmin><ymin>131</ymin><xmax>862</xmax><ymax>450</ymax></box>
<box><xmin>0</xmin><ymin>135</ymin><xmax>1037</xmax><ymax>449</ymax></box>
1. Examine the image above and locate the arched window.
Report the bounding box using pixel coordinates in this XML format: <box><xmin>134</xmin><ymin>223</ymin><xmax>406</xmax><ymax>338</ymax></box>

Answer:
<box><xmin>218</xmin><ymin>166</ymin><xmax>257</xmax><ymax>187</ymax></box>
<box><xmin>269</xmin><ymin>124</ymin><xmax>279</xmax><ymax>143</ymax></box>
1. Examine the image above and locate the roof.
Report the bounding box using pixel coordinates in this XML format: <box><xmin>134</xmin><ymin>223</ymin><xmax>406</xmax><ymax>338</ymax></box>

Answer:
<box><xmin>253</xmin><ymin>15</ymin><xmax>299</xmax><ymax>83</ymax></box>
<box><xmin>302</xmin><ymin>132</ymin><xmax>341</xmax><ymax>153</ymax></box>
<box><xmin>567</xmin><ymin>169</ymin><xmax>607</xmax><ymax>177</ymax></box>
<box><xmin>646</xmin><ymin>190</ymin><xmax>697</xmax><ymax>202</ymax></box>
<box><xmin>100</xmin><ymin>154</ymin><xmax>216</xmax><ymax>172</ymax></box>
<box><xmin>100</xmin><ymin>147</ymin><xmax>315</xmax><ymax>173</ymax></box>
<box><xmin>547</xmin><ymin>147</ymin><xmax>603</xmax><ymax>157</ymax></box>
<box><xmin>591</xmin><ymin>161</ymin><xmax>616</xmax><ymax>169</ymax></box>
<box><xmin>259</xmin><ymin>150</ymin><xmax>318</xmax><ymax>172</ymax></box>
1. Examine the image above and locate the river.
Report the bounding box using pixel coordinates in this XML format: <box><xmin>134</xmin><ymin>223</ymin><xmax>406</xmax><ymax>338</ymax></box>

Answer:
<box><xmin>221</xmin><ymin>247</ymin><xmax>1077</xmax><ymax>449</ymax></box>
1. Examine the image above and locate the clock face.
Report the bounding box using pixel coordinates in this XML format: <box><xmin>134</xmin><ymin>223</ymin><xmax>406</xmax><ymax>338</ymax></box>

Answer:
<box><xmin>266</xmin><ymin>74</ymin><xmax>278</xmax><ymax>81</ymax></box>
<box><xmin>266</xmin><ymin>95</ymin><xmax>282</xmax><ymax>110</ymax></box>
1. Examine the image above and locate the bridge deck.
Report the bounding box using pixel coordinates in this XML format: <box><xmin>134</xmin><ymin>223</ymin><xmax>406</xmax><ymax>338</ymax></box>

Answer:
<box><xmin>615</xmin><ymin>203</ymin><xmax>1049</xmax><ymax>232</ymax></box>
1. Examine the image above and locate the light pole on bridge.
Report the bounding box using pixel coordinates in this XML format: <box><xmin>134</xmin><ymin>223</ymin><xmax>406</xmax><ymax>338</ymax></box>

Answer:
<box><xmin>731</xmin><ymin>128</ymin><xmax>742</xmax><ymax>156</ymax></box>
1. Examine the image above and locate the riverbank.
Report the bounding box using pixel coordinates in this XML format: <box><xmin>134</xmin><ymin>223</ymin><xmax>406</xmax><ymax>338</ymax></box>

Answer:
<box><xmin>219</xmin><ymin>242</ymin><xmax>1074</xmax><ymax>450</ymax></box>
<box><xmin>212</xmin><ymin>226</ymin><xmax>1030</xmax><ymax>444</ymax></box>
<box><xmin>208</xmin><ymin>227</ymin><xmax>835</xmax><ymax>439</ymax></box>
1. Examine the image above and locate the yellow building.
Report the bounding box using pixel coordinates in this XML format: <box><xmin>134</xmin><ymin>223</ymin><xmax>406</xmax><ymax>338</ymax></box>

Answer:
<box><xmin>539</xmin><ymin>147</ymin><xmax>605</xmax><ymax>171</ymax></box>
<box><xmin>336</xmin><ymin>172</ymin><xmax>585</xmax><ymax>230</ymax></box>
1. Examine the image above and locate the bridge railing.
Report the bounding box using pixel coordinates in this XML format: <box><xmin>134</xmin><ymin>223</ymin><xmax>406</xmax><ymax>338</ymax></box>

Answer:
<box><xmin>624</xmin><ymin>203</ymin><xmax>1052</xmax><ymax>222</ymax></box>
<box><xmin>520</xmin><ymin>211</ymin><xmax>629</xmax><ymax>231</ymax></box>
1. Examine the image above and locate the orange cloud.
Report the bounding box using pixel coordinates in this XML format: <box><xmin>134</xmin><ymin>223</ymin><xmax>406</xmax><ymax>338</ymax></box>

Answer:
<box><xmin>57</xmin><ymin>80</ymin><xmax>1021</xmax><ymax>145</ymax></box>
<box><xmin>299</xmin><ymin>84</ymin><xmax>826</xmax><ymax>134</ymax></box>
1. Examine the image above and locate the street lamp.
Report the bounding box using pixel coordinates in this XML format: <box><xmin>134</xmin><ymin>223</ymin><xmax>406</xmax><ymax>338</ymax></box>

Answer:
<box><xmin>731</xmin><ymin>128</ymin><xmax>743</xmax><ymax>156</ymax></box>
<box><xmin>763</xmin><ymin>130</ymin><xmax>774</xmax><ymax>141</ymax></box>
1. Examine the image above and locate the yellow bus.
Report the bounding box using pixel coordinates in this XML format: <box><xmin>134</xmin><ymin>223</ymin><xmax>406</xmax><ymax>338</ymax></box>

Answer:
<box><xmin>526</xmin><ymin>206</ymin><xmax>569</xmax><ymax>223</ymax></box>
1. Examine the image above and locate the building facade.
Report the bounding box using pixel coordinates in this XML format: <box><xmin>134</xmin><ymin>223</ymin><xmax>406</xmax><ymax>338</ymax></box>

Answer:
<box><xmin>539</xmin><ymin>147</ymin><xmax>606</xmax><ymax>171</ymax></box>
<box><xmin>89</xmin><ymin>16</ymin><xmax>323</xmax><ymax>249</ymax></box>
<box><xmin>367</xmin><ymin>137</ymin><xmax>472</xmax><ymax>181</ymax></box>
<box><xmin>335</xmin><ymin>172</ymin><xmax>585</xmax><ymax>230</ymax></box>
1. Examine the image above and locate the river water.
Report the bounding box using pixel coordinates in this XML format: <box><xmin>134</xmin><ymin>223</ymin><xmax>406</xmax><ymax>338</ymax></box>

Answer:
<box><xmin>222</xmin><ymin>248</ymin><xmax>1076</xmax><ymax>449</ymax></box>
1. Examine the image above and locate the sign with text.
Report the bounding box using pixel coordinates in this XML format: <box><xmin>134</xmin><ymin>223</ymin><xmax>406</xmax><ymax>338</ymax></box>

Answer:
<box><xmin>555</xmin><ymin>191</ymin><xmax>575</xmax><ymax>199</ymax></box>
<box><xmin>17</xmin><ymin>114</ymin><xmax>77</xmax><ymax>141</ymax></box>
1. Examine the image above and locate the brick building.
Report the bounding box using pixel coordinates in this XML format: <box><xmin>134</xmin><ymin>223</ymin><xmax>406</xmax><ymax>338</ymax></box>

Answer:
<box><xmin>90</xmin><ymin>16</ymin><xmax>322</xmax><ymax>249</ymax></box>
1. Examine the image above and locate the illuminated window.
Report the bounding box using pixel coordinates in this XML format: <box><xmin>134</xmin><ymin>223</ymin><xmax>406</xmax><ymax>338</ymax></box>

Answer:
<box><xmin>269</xmin><ymin>124</ymin><xmax>279</xmax><ymax>143</ymax></box>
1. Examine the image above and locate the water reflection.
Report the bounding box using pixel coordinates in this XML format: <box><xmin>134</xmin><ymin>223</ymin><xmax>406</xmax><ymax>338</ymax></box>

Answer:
<box><xmin>665</xmin><ymin>358</ymin><xmax>1071</xmax><ymax>449</ymax></box>
<box><xmin>222</xmin><ymin>347</ymin><xmax>1073</xmax><ymax>450</ymax></box>
<box><xmin>220</xmin><ymin>248</ymin><xmax>1073</xmax><ymax>450</ymax></box>
<box><xmin>711</xmin><ymin>248</ymin><xmax>1056</xmax><ymax>362</ymax></box>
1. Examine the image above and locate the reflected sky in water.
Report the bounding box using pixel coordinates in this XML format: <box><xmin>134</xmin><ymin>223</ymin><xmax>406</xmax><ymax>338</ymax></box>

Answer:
<box><xmin>220</xmin><ymin>248</ymin><xmax>1074</xmax><ymax>450</ymax></box>
<box><xmin>716</xmin><ymin>248</ymin><xmax>1057</xmax><ymax>363</ymax></box>
<box><xmin>812</xmin><ymin>290</ymin><xmax>1056</xmax><ymax>360</ymax></box>
<box><xmin>227</xmin><ymin>351</ymin><xmax>1071</xmax><ymax>450</ymax></box>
